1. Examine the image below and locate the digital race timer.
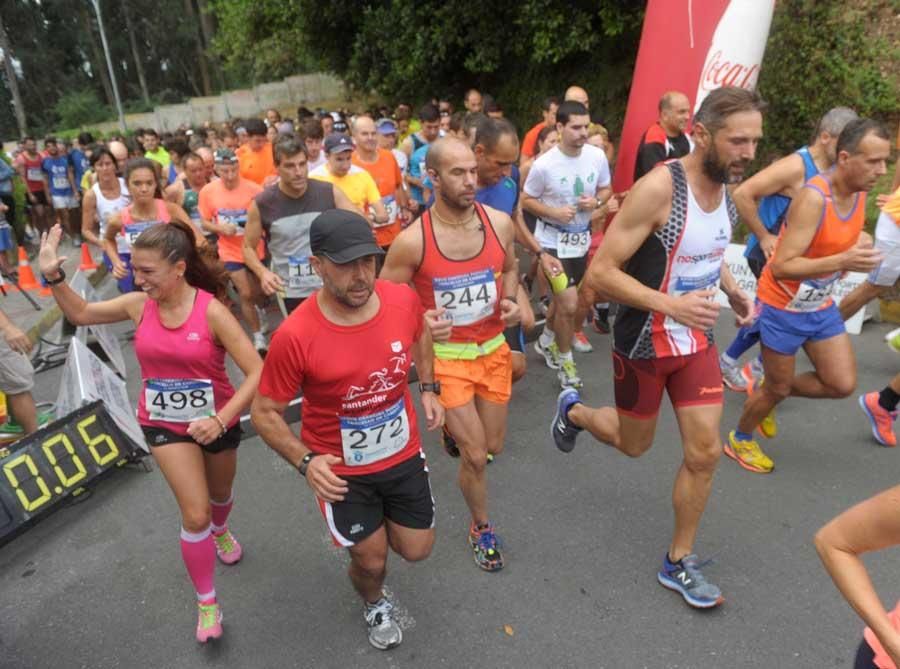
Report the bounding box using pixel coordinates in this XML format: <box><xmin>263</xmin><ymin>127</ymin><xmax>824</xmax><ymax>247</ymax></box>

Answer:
<box><xmin>0</xmin><ymin>400</ymin><xmax>143</xmax><ymax>542</ymax></box>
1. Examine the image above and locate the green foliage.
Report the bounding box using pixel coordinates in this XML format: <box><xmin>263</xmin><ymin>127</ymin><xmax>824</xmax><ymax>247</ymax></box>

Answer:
<box><xmin>51</xmin><ymin>90</ymin><xmax>111</xmax><ymax>130</ymax></box>
<box><xmin>757</xmin><ymin>0</ymin><xmax>898</xmax><ymax>160</ymax></box>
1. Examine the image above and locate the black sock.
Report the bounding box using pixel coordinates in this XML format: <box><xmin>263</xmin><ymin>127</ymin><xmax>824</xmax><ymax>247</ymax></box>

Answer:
<box><xmin>878</xmin><ymin>386</ymin><xmax>900</xmax><ymax>412</ymax></box>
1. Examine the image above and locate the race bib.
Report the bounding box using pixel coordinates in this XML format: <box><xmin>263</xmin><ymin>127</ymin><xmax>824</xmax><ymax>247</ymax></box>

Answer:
<box><xmin>218</xmin><ymin>209</ymin><xmax>248</xmax><ymax>236</ymax></box>
<box><xmin>287</xmin><ymin>255</ymin><xmax>321</xmax><ymax>290</ymax></box>
<box><xmin>786</xmin><ymin>275</ymin><xmax>838</xmax><ymax>312</ymax></box>
<box><xmin>26</xmin><ymin>168</ymin><xmax>42</xmax><ymax>182</ymax></box>
<box><xmin>371</xmin><ymin>195</ymin><xmax>399</xmax><ymax>227</ymax></box>
<box><xmin>672</xmin><ymin>270</ymin><xmax>721</xmax><ymax>297</ymax></box>
<box><xmin>340</xmin><ymin>398</ymin><xmax>410</xmax><ymax>467</ymax></box>
<box><xmin>145</xmin><ymin>379</ymin><xmax>215</xmax><ymax>423</ymax></box>
<box><xmin>52</xmin><ymin>175</ymin><xmax>69</xmax><ymax>191</ymax></box>
<box><xmin>117</xmin><ymin>221</ymin><xmax>157</xmax><ymax>254</ymax></box>
<box><xmin>556</xmin><ymin>227</ymin><xmax>590</xmax><ymax>259</ymax></box>
<box><xmin>432</xmin><ymin>269</ymin><xmax>498</xmax><ymax>326</ymax></box>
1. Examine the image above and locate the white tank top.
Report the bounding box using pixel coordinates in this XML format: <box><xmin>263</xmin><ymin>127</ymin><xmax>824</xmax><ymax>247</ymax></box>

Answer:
<box><xmin>92</xmin><ymin>178</ymin><xmax>131</xmax><ymax>235</ymax></box>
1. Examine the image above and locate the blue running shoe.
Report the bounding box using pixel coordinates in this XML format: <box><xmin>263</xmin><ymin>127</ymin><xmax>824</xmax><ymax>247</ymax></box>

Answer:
<box><xmin>551</xmin><ymin>388</ymin><xmax>583</xmax><ymax>453</ymax></box>
<box><xmin>657</xmin><ymin>553</ymin><xmax>724</xmax><ymax>609</ymax></box>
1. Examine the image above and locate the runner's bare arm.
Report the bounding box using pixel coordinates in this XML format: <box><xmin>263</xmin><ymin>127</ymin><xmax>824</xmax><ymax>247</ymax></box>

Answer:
<box><xmin>769</xmin><ymin>188</ymin><xmax>882</xmax><ymax>279</ymax></box>
<box><xmin>379</xmin><ymin>222</ymin><xmax>423</xmax><ymax>285</ymax></box>
<box><xmin>163</xmin><ymin>180</ymin><xmax>183</xmax><ymax>204</ymax></box>
<box><xmin>510</xmin><ymin>197</ymin><xmax>564</xmax><ymax>278</ymax></box>
<box><xmin>102</xmin><ymin>211</ymin><xmax>127</xmax><ymax>274</ymax></box>
<box><xmin>242</xmin><ymin>201</ymin><xmax>278</xmax><ymax>293</ymax></box>
<box><xmin>521</xmin><ymin>191</ymin><xmax>575</xmax><ymax>224</ymax></box>
<box><xmin>80</xmin><ymin>188</ymin><xmax>101</xmax><ymax>248</ymax></box>
<box><xmin>719</xmin><ymin>264</ymin><xmax>754</xmax><ymax>326</ymax></box>
<box><xmin>733</xmin><ymin>153</ymin><xmax>804</xmax><ymax>257</ymax></box>
<box><xmin>410</xmin><ymin>314</ymin><xmax>443</xmax><ymax>431</ymax></box>
<box><xmin>815</xmin><ymin>485</ymin><xmax>900</xmax><ymax>667</ymax></box>
<box><xmin>332</xmin><ymin>184</ymin><xmax>358</xmax><ymax>213</ymax></box>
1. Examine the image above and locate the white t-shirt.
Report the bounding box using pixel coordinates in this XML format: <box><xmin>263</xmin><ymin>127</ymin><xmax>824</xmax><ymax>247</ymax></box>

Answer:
<box><xmin>391</xmin><ymin>148</ymin><xmax>409</xmax><ymax>175</ymax></box>
<box><xmin>308</xmin><ymin>152</ymin><xmax>327</xmax><ymax>172</ymax></box>
<box><xmin>523</xmin><ymin>144</ymin><xmax>611</xmax><ymax>249</ymax></box>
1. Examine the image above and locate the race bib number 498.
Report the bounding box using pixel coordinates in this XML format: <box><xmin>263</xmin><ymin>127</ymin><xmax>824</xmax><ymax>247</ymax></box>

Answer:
<box><xmin>340</xmin><ymin>398</ymin><xmax>410</xmax><ymax>467</ymax></box>
<box><xmin>145</xmin><ymin>378</ymin><xmax>215</xmax><ymax>423</ymax></box>
<box><xmin>432</xmin><ymin>269</ymin><xmax>497</xmax><ymax>326</ymax></box>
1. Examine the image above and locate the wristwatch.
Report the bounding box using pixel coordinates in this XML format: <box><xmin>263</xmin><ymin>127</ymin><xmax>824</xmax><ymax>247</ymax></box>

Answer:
<box><xmin>42</xmin><ymin>267</ymin><xmax>66</xmax><ymax>285</ymax></box>
<box><xmin>419</xmin><ymin>381</ymin><xmax>441</xmax><ymax>396</ymax></box>
<box><xmin>297</xmin><ymin>452</ymin><xmax>318</xmax><ymax>477</ymax></box>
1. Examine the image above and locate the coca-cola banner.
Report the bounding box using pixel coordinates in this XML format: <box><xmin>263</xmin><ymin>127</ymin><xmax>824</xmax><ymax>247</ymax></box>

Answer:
<box><xmin>612</xmin><ymin>0</ymin><xmax>775</xmax><ymax>194</ymax></box>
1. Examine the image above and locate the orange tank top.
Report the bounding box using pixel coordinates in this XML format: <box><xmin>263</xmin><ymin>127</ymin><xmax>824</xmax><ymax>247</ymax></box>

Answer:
<box><xmin>412</xmin><ymin>203</ymin><xmax>506</xmax><ymax>345</ymax></box>
<box><xmin>756</xmin><ymin>174</ymin><xmax>866</xmax><ymax>312</ymax></box>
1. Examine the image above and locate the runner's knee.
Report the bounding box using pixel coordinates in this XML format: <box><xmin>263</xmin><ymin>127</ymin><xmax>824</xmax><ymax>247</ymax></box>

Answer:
<box><xmin>825</xmin><ymin>375</ymin><xmax>856</xmax><ymax>399</ymax></box>
<box><xmin>683</xmin><ymin>439</ymin><xmax>721</xmax><ymax>472</ymax></box>
<box><xmin>619</xmin><ymin>433</ymin><xmax>653</xmax><ymax>458</ymax></box>
<box><xmin>181</xmin><ymin>506</ymin><xmax>212</xmax><ymax>533</ymax></box>
<box><xmin>763</xmin><ymin>380</ymin><xmax>791</xmax><ymax>403</ymax></box>
<box><xmin>394</xmin><ymin>536</ymin><xmax>434</xmax><ymax>562</ymax></box>
<box><xmin>351</xmin><ymin>549</ymin><xmax>388</xmax><ymax>577</ymax></box>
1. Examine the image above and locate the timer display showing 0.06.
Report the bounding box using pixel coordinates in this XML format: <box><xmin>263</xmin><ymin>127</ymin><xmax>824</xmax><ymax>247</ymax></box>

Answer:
<box><xmin>0</xmin><ymin>402</ymin><xmax>135</xmax><ymax>541</ymax></box>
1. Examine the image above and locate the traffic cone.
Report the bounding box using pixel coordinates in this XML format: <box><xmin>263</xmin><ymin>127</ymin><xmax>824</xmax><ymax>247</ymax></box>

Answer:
<box><xmin>16</xmin><ymin>247</ymin><xmax>40</xmax><ymax>291</ymax></box>
<box><xmin>79</xmin><ymin>243</ymin><xmax>98</xmax><ymax>271</ymax></box>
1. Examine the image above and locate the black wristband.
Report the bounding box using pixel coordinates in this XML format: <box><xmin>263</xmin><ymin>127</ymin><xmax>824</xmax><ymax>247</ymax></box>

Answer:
<box><xmin>298</xmin><ymin>452</ymin><xmax>318</xmax><ymax>477</ymax></box>
<box><xmin>42</xmin><ymin>267</ymin><xmax>66</xmax><ymax>285</ymax></box>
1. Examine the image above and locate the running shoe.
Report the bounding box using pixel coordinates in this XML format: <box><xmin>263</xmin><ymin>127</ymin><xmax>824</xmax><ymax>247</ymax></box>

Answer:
<box><xmin>551</xmin><ymin>388</ymin><xmax>583</xmax><ymax>453</ymax></box>
<box><xmin>535</xmin><ymin>339</ymin><xmax>561</xmax><ymax>369</ymax></box>
<box><xmin>724</xmin><ymin>430</ymin><xmax>774</xmax><ymax>474</ymax></box>
<box><xmin>746</xmin><ymin>376</ymin><xmax>777</xmax><ymax>438</ymax></box>
<box><xmin>364</xmin><ymin>595</ymin><xmax>402</xmax><ymax>650</ymax></box>
<box><xmin>858</xmin><ymin>392</ymin><xmax>898</xmax><ymax>447</ymax></box>
<box><xmin>558</xmin><ymin>358</ymin><xmax>583</xmax><ymax>389</ymax></box>
<box><xmin>740</xmin><ymin>358</ymin><xmax>764</xmax><ymax>387</ymax></box>
<box><xmin>657</xmin><ymin>553</ymin><xmax>724</xmax><ymax>609</ymax></box>
<box><xmin>572</xmin><ymin>331</ymin><xmax>593</xmax><ymax>353</ymax></box>
<box><xmin>592</xmin><ymin>309</ymin><xmax>610</xmax><ymax>335</ymax></box>
<box><xmin>441</xmin><ymin>425</ymin><xmax>460</xmax><ymax>458</ymax></box>
<box><xmin>213</xmin><ymin>529</ymin><xmax>243</xmax><ymax>565</ymax></box>
<box><xmin>469</xmin><ymin>523</ymin><xmax>504</xmax><ymax>571</ymax></box>
<box><xmin>539</xmin><ymin>295</ymin><xmax>551</xmax><ymax>317</ymax></box>
<box><xmin>719</xmin><ymin>356</ymin><xmax>747</xmax><ymax>392</ymax></box>
<box><xmin>196</xmin><ymin>601</ymin><xmax>223</xmax><ymax>643</ymax></box>
<box><xmin>252</xmin><ymin>332</ymin><xmax>268</xmax><ymax>354</ymax></box>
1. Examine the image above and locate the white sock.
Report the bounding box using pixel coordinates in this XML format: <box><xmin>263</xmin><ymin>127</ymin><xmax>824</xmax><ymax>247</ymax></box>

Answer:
<box><xmin>539</xmin><ymin>327</ymin><xmax>555</xmax><ymax>347</ymax></box>
<box><xmin>559</xmin><ymin>350</ymin><xmax>573</xmax><ymax>362</ymax></box>
<box><xmin>720</xmin><ymin>352</ymin><xmax>737</xmax><ymax>367</ymax></box>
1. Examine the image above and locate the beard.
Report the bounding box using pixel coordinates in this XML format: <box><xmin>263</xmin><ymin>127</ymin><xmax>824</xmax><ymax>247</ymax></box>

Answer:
<box><xmin>331</xmin><ymin>278</ymin><xmax>373</xmax><ymax>309</ymax></box>
<box><xmin>438</xmin><ymin>186</ymin><xmax>475</xmax><ymax>212</ymax></box>
<box><xmin>702</xmin><ymin>142</ymin><xmax>750</xmax><ymax>184</ymax></box>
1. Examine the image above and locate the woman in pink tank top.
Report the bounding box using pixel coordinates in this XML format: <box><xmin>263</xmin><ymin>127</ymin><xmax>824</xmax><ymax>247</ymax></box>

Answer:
<box><xmin>39</xmin><ymin>218</ymin><xmax>262</xmax><ymax>644</ymax></box>
<box><xmin>102</xmin><ymin>158</ymin><xmax>198</xmax><ymax>293</ymax></box>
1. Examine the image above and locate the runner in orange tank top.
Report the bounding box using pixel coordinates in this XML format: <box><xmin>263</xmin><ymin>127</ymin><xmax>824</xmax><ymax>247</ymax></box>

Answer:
<box><xmin>381</xmin><ymin>137</ymin><xmax>521</xmax><ymax>573</ymax></box>
<box><xmin>727</xmin><ymin>119</ymin><xmax>891</xmax><ymax>475</ymax></box>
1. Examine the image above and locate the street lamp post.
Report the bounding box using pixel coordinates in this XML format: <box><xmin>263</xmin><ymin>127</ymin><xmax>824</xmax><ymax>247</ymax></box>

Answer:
<box><xmin>90</xmin><ymin>0</ymin><xmax>127</xmax><ymax>133</ymax></box>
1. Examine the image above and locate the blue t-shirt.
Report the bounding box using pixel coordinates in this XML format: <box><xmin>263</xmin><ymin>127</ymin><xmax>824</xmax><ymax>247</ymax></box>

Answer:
<box><xmin>408</xmin><ymin>144</ymin><xmax>430</xmax><ymax>204</ymax></box>
<box><xmin>69</xmin><ymin>150</ymin><xmax>90</xmax><ymax>191</ymax></box>
<box><xmin>475</xmin><ymin>166</ymin><xmax>520</xmax><ymax>216</ymax></box>
<box><xmin>42</xmin><ymin>156</ymin><xmax>74</xmax><ymax>197</ymax></box>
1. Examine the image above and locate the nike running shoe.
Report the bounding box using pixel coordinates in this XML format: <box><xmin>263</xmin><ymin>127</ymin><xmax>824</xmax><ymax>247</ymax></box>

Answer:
<box><xmin>213</xmin><ymin>529</ymin><xmax>243</xmax><ymax>565</ymax></box>
<box><xmin>740</xmin><ymin>358</ymin><xmax>764</xmax><ymax>387</ymax></box>
<box><xmin>719</xmin><ymin>356</ymin><xmax>747</xmax><ymax>392</ymax></box>
<box><xmin>469</xmin><ymin>523</ymin><xmax>504</xmax><ymax>571</ymax></box>
<box><xmin>724</xmin><ymin>430</ymin><xmax>774</xmax><ymax>474</ymax></box>
<box><xmin>657</xmin><ymin>553</ymin><xmax>724</xmax><ymax>609</ymax></box>
<box><xmin>364</xmin><ymin>595</ymin><xmax>402</xmax><ymax>650</ymax></box>
<box><xmin>746</xmin><ymin>376</ymin><xmax>777</xmax><ymax>438</ymax></box>
<box><xmin>441</xmin><ymin>426</ymin><xmax>460</xmax><ymax>458</ymax></box>
<box><xmin>552</xmin><ymin>388</ymin><xmax>583</xmax><ymax>453</ymax></box>
<box><xmin>196</xmin><ymin>601</ymin><xmax>223</xmax><ymax>643</ymax></box>
<box><xmin>558</xmin><ymin>358</ymin><xmax>583</xmax><ymax>389</ymax></box>
<box><xmin>572</xmin><ymin>331</ymin><xmax>593</xmax><ymax>353</ymax></box>
<box><xmin>535</xmin><ymin>339</ymin><xmax>561</xmax><ymax>369</ymax></box>
<box><xmin>858</xmin><ymin>392</ymin><xmax>898</xmax><ymax>447</ymax></box>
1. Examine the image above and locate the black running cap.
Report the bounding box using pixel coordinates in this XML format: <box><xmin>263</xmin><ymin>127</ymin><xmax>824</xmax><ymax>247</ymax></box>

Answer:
<box><xmin>310</xmin><ymin>209</ymin><xmax>384</xmax><ymax>264</ymax></box>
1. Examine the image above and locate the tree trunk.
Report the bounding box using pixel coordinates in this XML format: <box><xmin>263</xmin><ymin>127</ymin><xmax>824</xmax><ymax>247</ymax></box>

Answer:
<box><xmin>79</xmin><ymin>4</ymin><xmax>116</xmax><ymax>108</ymax></box>
<box><xmin>194</xmin><ymin>0</ymin><xmax>225</xmax><ymax>90</ymax></box>
<box><xmin>183</xmin><ymin>0</ymin><xmax>212</xmax><ymax>95</ymax></box>
<box><xmin>0</xmin><ymin>13</ymin><xmax>26</xmax><ymax>135</ymax></box>
<box><xmin>121</xmin><ymin>0</ymin><xmax>151</xmax><ymax>106</ymax></box>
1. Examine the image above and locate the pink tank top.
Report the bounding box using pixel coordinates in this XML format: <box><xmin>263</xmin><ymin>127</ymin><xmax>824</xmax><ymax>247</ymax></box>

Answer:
<box><xmin>135</xmin><ymin>289</ymin><xmax>236</xmax><ymax>435</ymax></box>
<box><xmin>117</xmin><ymin>199</ymin><xmax>171</xmax><ymax>255</ymax></box>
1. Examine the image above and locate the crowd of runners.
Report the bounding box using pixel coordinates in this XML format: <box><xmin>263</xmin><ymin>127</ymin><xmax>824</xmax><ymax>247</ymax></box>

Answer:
<box><xmin>5</xmin><ymin>82</ymin><xmax>900</xmax><ymax>665</ymax></box>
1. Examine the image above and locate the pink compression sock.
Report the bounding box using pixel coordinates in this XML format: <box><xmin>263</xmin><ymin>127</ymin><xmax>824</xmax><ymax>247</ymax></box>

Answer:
<box><xmin>180</xmin><ymin>526</ymin><xmax>216</xmax><ymax>601</ymax></box>
<box><xmin>210</xmin><ymin>493</ymin><xmax>234</xmax><ymax>535</ymax></box>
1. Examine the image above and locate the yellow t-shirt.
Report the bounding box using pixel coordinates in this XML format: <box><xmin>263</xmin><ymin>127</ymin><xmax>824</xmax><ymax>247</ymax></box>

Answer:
<box><xmin>884</xmin><ymin>186</ymin><xmax>900</xmax><ymax>225</ymax></box>
<box><xmin>309</xmin><ymin>164</ymin><xmax>381</xmax><ymax>213</ymax></box>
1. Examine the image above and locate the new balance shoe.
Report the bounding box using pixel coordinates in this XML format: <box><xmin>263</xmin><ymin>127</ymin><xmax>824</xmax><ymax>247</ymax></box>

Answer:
<box><xmin>535</xmin><ymin>339</ymin><xmax>561</xmax><ymax>369</ymax></box>
<box><xmin>657</xmin><ymin>553</ymin><xmax>724</xmax><ymax>609</ymax></box>
<box><xmin>724</xmin><ymin>430</ymin><xmax>774</xmax><ymax>474</ymax></box>
<box><xmin>572</xmin><ymin>331</ymin><xmax>593</xmax><ymax>353</ymax></box>
<box><xmin>196</xmin><ymin>600</ymin><xmax>223</xmax><ymax>643</ymax></box>
<box><xmin>213</xmin><ymin>529</ymin><xmax>243</xmax><ymax>565</ymax></box>
<box><xmin>558</xmin><ymin>358</ymin><xmax>583</xmax><ymax>389</ymax></box>
<box><xmin>364</xmin><ymin>595</ymin><xmax>402</xmax><ymax>650</ymax></box>
<box><xmin>719</xmin><ymin>356</ymin><xmax>747</xmax><ymax>392</ymax></box>
<box><xmin>858</xmin><ymin>392</ymin><xmax>898</xmax><ymax>447</ymax></box>
<box><xmin>551</xmin><ymin>388</ymin><xmax>583</xmax><ymax>453</ymax></box>
<box><xmin>469</xmin><ymin>523</ymin><xmax>504</xmax><ymax>572</ymax></box>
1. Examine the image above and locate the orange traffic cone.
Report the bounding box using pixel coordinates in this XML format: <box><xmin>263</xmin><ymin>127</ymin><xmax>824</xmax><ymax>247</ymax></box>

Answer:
<box><xmin>39</xmin><ymin>284</ymin><xmax>52</xmax><ymax>297</ymax></box>
<box><xmin>79</xmin><ymin>243</ymin><xmax>98</xmax><ymax>271</ymax></box>
<box><xmin>16</xmin><ymin>247</ymin><xmax>40</xmax><ymax>291</ymax></box>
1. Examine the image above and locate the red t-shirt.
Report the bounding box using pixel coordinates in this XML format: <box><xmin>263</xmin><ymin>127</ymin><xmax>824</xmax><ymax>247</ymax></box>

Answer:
<box><xmin>258</xmin><ymin>280</ymin><xmax>425</xmax><ymax>477</ymax></box>
<box><xmin>520</xmin><ymin>122</ymin><xmax>545</xmax><ymax>159</ymax></box>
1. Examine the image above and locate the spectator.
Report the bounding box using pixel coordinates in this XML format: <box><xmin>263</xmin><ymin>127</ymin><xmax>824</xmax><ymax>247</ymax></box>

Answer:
<box><xmin>633</xmin><ymin>90</ymin><xmax>692</xmax><ymax>181</ymax></box>
<box><xmin>0</xmin><ymin>306</ymin><xmax>38</xmax><ymax>437</ymax></box>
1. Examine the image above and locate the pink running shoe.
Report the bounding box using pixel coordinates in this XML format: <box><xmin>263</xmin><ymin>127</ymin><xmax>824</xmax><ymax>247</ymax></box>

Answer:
<box><xmin>196</xmin><ymin>601</ymin><xmax>223</xmax><ymax>643</ymax></box>
<box><xmin>858</xmin><ymin>392</ymin><xmax>898</xmax><ymax>447</ymax></box>
<box><xmin>213</xmin><ymin>529</ymin><xmax>243</xmax><ymax>565</ymax></box>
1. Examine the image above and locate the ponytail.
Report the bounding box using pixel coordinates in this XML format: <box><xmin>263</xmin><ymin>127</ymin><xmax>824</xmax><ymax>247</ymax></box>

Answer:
<box><xmin>132</xmin><ymin>220</ymin><xmax>229</xmax><ymax>300</ymax></box>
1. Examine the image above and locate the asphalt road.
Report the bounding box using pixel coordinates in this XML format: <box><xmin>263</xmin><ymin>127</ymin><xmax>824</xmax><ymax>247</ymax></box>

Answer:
<box><xmin>2</xmin><ymin>303</ymin><xmax>899</xmax><ymax>669</ymax></box>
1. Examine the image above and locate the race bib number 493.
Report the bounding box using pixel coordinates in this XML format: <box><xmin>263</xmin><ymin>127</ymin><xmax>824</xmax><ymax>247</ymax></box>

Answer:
<box><xmin>145</xmin><ymin>378</ymin><xmax>215</xmax><ymax>423</ymax></box>
<box><xmin>432</xmin><ymin>269</ymin><xmax>497</xmax><ymax>326</ymax></box>
<box><xmin>340</xmin><ymin>398</ymin><xmax>410</xmax><ymax>467</ymax></box>
<box><xmin>556</xmin><ymin>228</ymin><xmax>590</xmax><ymax>259</ymax></box>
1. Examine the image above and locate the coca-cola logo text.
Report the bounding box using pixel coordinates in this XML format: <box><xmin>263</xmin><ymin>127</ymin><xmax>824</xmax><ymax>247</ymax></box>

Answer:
<box><xmin>699</xmin><ymin>50</ymin><xmax>760</xmax><ymax>92</ymax></box>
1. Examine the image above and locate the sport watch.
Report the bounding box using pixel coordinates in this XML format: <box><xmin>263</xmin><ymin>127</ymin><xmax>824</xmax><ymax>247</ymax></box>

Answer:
<box><xmin>419</xmin><ymin>382</ymin><xmax>441</xmax><ymax>396</ymax></box>
<box><xmin>298</xmin><ymin>452</ymin><xmax>319</xmax><ymax>477</ymax></box>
